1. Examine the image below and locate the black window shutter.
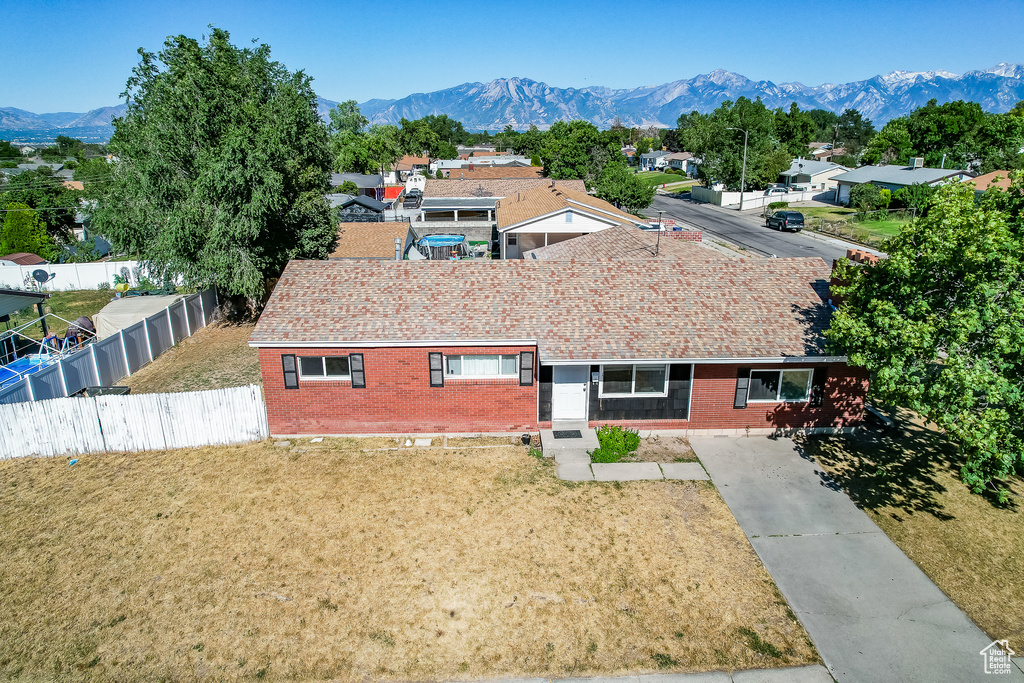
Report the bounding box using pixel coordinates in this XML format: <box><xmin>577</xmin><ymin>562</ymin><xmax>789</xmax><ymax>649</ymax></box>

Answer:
<box><xmin>519</xmin><ymin>351</ymin><xmax>535</xmax><ymax>386</ymax></box>
<box><xmin>734</xmin><ymin>367</ymin><xmax>751</xmax><ymax>408</ymax></box>
<box><xmin>282</xmin><ymin>354</ymin><xmax>298</xmax><ymax>390</ymax></box>
<box><xmin>429</xmin><ymin>352</ymin><xmax>444</xmax><ymax>387</ymax></box>
<box><xmin>809</xmin><ymin>366</ymin><xmax>828</xmax><ymax>407</ymax></box>
<box><xmin>350</xmin><ymin>353</ymin><xmax>365</xmax><ymax>388</ymax></box>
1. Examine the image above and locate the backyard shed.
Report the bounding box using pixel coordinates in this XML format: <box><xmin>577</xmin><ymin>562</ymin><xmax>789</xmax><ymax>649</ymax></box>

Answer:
<box><xmin>94</xmin><ymin>295</ymin><xmax>184</xmax><ymax>339</ymax></box>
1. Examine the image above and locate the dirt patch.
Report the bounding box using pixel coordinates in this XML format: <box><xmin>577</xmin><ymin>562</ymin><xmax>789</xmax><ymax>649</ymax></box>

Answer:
<box><xmin>625</xmin><ymin>435</ymin><xmax>698</xmax><ymax>463</ymax></box>
<box><xmin>120</xmin><ymin>321</ymin><xmax>261</xmax><ymax>394</ymax></box>
<box><xmin>797</xmin><ymin>411</ymin><xmax>1024</xmax><ymax>652</ymax></box>
<box><xmin>0</xmin><ymin>440</ymin><xmax>816</xmax><ymax>680</ymax></box>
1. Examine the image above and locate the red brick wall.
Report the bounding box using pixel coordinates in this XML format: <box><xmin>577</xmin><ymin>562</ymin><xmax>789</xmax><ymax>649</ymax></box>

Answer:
<box><xmin>259</xmin><ymin>346</ymin><xmax>537</xmax><ymax>435</ymax></box>
<box><xmin>664</xmin><ymin>230</ymin><xmax>703</xmax><ymax>242</ymax></box>
<box><xmin>540</xmin><ymin>362</ymin><xmax>867</xmax><ymax>432</ymax></box>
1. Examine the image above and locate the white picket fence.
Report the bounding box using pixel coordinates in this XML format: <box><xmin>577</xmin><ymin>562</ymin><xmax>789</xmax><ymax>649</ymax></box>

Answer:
<box><xmin>0</xmin><ymin>385</ymin><xmax>268</xmax><ymax>460</ymax></box>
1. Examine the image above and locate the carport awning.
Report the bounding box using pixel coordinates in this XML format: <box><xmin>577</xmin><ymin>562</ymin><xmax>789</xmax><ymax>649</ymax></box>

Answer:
<box><xmin>0</xmin><ymin>288</ymin><xmax>48</xmax><ymax>318</ymax></box>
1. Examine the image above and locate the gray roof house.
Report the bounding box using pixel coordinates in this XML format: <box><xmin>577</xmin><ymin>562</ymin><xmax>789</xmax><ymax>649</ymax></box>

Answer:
<box><xmin>831</xmin><ymin>162</ymin><xmax>972</xmax><ymax>204</ymax></box>
<box><xmin>638</xmin><ymin>150</ymin><xmax>670</xmax><ymax>169</ymax></box>
<box><xmin>330</xmin><ymin>173</ymin><xmax>384</xmax><ymax>201</ymax></box>
<box><xmin>778</xmin><ymin>159</ymin><xmax>850</xmax><ymax>191</ymax></box>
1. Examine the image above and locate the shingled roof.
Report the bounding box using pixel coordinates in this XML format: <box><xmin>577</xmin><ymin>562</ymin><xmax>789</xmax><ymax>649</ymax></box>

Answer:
<box><xmin>424</xmin><ymin>178</ymin><xmax>586</xmax><ymax>198</ymax></box>
<box><xmin>522</xmin><ymin>225</ymin><xmax>725</xmax><ymax>261</ymax></box>
<box><xmin>497</xmin><ymin>184</ymin><xmax>644</xmax><ymax>230</ymax></box>
<box><xmin>330</xmin><ymin>222</ymin><xmax>410</xmax><ymax>259</ymax></box>
<box><xmin>250</xmin><ymin>258</ymin><xmax>835</xmax><ymax>361</ymax></box>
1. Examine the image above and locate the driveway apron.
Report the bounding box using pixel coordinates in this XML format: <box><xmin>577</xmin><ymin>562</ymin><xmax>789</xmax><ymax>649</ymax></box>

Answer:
<box><xmin>691</xmin><ymin>435</ymin><xmax>1022</xmax><ymax>683</ymax></box>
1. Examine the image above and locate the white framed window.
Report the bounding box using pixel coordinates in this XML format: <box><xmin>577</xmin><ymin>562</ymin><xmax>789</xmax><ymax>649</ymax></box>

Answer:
<box><xmin>445</xmin><ymin>354</ymin><xmax>518</xmax><ymax>378</ymax></box>
<box><xmin>599</xmin><ymin>364</ymin><xmax>669</xmax><ymax>398</ymax></box>
<box><xmin>298</xmin><ymin>355</ymin><xmax>351</xmax><ymax>380</ymax></box>
<box><xmin>565</xmin><ymin>211</ymin><xmax>573</xmax><ymax>223</ymax></box>
<box><xmin>747</xmin><ymin>369</ymin><xmax>813</xmax><ymax>402</ymax></box>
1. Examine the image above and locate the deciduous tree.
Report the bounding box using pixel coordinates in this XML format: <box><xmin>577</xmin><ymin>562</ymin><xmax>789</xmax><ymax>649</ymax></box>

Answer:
<box><xmin>1</xmin><ymin>203</ymin><xmax>57</xmax><ymax>259</ymax></box>
<box><xmin>593</xmin><ymin>162</ymin><xmax>655</xmax><ymax>214</ymax></box>
<box><xmin>827</xmin><ymin>179</ymin><xmax>1024</xmax><ymax>500</ymax></box>
<box><xmin>91</xmin><ymin>28</ymin><xmax>335</xmax><ymax>303</ymax></box>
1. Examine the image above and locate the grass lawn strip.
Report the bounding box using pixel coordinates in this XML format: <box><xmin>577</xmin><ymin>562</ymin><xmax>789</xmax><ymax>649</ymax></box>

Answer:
<box><xmin>5</xmin><ymin>289</ymin><xmax>115</xmax><ymax>338</ymax></box>
<box><xmin>0</xmin><ymin>440</ymin><xmax>816</xmax><ymax>680</ymax></box>
<box><xmin>119</xmin><ymin>321</ymin><xmax>261</xmax><ymax>393</ymax></box>
<box><xmin>798</xmin><ymin>412</ymin><xmax>1023</xmax><ymax>652</ymax></box>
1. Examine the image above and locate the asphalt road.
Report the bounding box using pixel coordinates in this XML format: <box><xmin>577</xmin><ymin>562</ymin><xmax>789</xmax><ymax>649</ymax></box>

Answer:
<box><xmin>650</xmin><ymin>194</ymin><xmax>861</xmax><ymax>263</ymax></box>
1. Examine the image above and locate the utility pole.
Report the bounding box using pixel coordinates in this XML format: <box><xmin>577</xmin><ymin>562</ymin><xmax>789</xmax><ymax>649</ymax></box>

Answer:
<box><xmin>727</xmin><ymin>127</ymin><xmax>749</xmax><ymax>212</ymax></box>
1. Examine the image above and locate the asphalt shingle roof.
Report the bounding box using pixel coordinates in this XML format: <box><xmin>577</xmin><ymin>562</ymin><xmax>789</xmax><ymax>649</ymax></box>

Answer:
<box><xmin>250</xmin><ymin>258</ymin><xmax>834</xmax><ymax>361</ymax></box>
<box><xmin>424</xmin><ymin>178</ymin><xmax>586</xmax><ymax>198</ymax></box>
<box><xmin>496</xmin><ymin>184</ymin><xmax>644</xmax><ymax>230</ymax></box>
<box><xmin>831</xmin><ymin>164</ymin><xmax>968</xmax><ymax>186</ymax></box>
<box><xmin>331</xmin><ymin>222</ymin><xmax>410</xmax><ymax>259</ymax></box>
<box><xmin>522</xmin><ymin>225</ymin><xmax>725</xmax><ymax>262</ymax></box>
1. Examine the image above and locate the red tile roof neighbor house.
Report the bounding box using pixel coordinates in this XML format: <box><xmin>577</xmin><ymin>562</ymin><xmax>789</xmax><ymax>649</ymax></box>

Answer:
<box><xmin>251</xmin><ymin>258</ymin><xmax>866</xmax><ymax>435</ymax></box>
<box><xmin>1</xmin><ymin>252</ymin><xmax>47</xmax><ymax>266</ymax></box>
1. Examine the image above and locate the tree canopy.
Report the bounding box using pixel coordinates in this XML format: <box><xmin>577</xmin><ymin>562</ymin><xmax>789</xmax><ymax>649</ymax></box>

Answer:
<box><xmin>91</xmin><ymin>28</ymin><xmax>335</xmax><ymax>302</ymax></box>
<box><xmin>592</xmin><ymin>162</ymin><xmax>655</xmax><ymax>215</ymax></box>
<box><xmin>676</xmin><ymin>97</ymin><xmax>790</xmax><ymax>190</ymax></box>
<box><xmin>827</xmin><ymin>178</ymin><xmax>1024</xmax><ymax>499</ymax></box>
<box><xmin>1</xmin><ymin>203</ymin><xmax>57</xmax><ymax>260</ymax></box>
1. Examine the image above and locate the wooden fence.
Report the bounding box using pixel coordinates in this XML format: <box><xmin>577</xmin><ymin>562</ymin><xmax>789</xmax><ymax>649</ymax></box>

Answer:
<box><xmin>0</xmin><ymin>384</ymin><xmax>268</xmax><ymax>460</ymax></box>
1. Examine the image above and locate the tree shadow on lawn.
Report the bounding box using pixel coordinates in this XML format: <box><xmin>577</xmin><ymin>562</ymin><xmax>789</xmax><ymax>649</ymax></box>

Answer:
<box><xmin>791</xmin><ymin>410</ymin><xmax>1018</xmax><ymax>522</ymax></box>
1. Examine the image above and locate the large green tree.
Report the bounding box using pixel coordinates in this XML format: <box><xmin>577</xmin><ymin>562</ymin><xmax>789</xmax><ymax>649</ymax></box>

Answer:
<box><xmin>593</xmin><ymin>162</ymin><xmax>656</xmax><ymax>214</ymax></box>
<box><xmin>835</xmin><ymin>108</ymin><xmax>875</xmax><ymax>156</ymax></box>
<box><xmin>91</xmin><ymin>28</ymin><xmax>335</xmax><ymax>302</ymax></box>
<box><xmin>676</xmin><ymin>97</ymin><xmax>790</xmax><ymax>190</ymax></box>
<box><xmin>774</xmin><ymin>102</ymin><xmax>816</xmax><ymax>157</ymax></box>
<box><xmin>827</xmin><ymin>179</ymin><xmax>1024</xmax><ymax>499</ymax></box>
<box><xmin>1</xmin><ymin>203</ymin><xmax>57</xmax><ymax>259</ymax></box>
<box><xmin>1</xmin><ymin>167</ymin><xmax>82</xmax><ymax>243</ymax></box>
<box><xmin>540</xmin><ymin>120</ymin><xmax>621</xmax><ymax>181</ymax></box>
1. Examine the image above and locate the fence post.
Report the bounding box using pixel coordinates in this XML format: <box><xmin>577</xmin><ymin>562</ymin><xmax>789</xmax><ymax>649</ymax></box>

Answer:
<box><xmin>119</xmin><ymin>329</ymin><xmax>131</xmax><ymax>377</ymax></box>
<box><xmin>197</xmin><ymin>289</ymin><xmax>206</xmax><ymax>329</ymax></box>
<box><xmin>143</xmin><ymin>317</ymin><xmax>153</xmax><ymax>362</ymax></box>
<box><xmin>25</xmin><ymin>376</ymin><xmax>36</xmax><ymax>402</ymax></box>
<box><xmin>90</xmin><ymin>343</ymin><xmax>101</xmax><ymax>387</ymax></box>
<box><xmin>57</xmin><ymin>359</ymin><xmax>70</xmax><ymax>397</ymax></box>
<box><xmin>183</xmin><ymin>297</ymin><xmax>192</xmax><ymax>338</ymax></box>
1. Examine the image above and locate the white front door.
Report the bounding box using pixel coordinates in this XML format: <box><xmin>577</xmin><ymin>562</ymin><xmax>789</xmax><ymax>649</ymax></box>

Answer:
<box><xmin>552</xmin><ymin>365</ymin><xmax>589</xmax><ymax>421</ymax></box>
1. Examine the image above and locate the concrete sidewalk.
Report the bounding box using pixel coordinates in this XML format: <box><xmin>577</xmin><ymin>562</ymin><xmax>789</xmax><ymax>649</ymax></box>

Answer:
<box><xmin>470</xmin><ymin>665</ymin><xmax>834</xmax><ymax>682</ymax></box>
<box><xmin>540</xmin><ymin>424</ymin><xmax>708</xmax><ymax>482</ymax></box>
<box><xmin>691</xmin><ymin>436</ymin><xmax>1023</xmax><ymax>683</ymax></box>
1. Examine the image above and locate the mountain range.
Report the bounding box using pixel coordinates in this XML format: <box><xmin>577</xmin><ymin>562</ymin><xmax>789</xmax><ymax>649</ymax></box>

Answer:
<box><xmin>4</xmin><ymin>63</ymin><xmax>1024</xmax><ymax>139</ymax></box>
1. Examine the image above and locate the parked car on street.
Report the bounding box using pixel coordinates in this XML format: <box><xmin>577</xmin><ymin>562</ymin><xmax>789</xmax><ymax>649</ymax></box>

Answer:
<box><xmin>766</xmin><ymin>210</ymin><xmax>804</xmax><ymax>232</ymax></box>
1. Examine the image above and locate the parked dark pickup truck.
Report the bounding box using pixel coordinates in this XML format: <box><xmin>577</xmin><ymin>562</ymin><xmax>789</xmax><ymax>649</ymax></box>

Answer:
<box><xmin>765</xmin><ymin>210</ymin><xmax>804</xmax><ymax>232</ymax></box>
<box><xmin>403</xmin><ymin>189</ymin><xmax>422</xmax><ymax>209</ymax></box>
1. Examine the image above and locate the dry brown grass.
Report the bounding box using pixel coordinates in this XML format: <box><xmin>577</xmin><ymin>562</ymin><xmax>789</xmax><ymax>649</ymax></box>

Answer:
<box><xmin>120</xmin><ymin>322</ymin><xmax>261</xmax><ymax>394</ymax></box>
<box><xmin>798</xmin><ymin>412</ymin><xmax>1024</xmax><ymax>651</ymax></box>
<box><xmin>628</xmin><ymin>436</ymin><xmax>698</xmax><ymax>463</ymax></box>
<box><xmin>0</xmin><ymin>439</ymin><xmax>816</xmax><ymax>680</ymax></box>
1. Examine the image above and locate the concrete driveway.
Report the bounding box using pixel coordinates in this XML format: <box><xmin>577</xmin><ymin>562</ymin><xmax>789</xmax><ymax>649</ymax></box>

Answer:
<box><xmin>691</xmin><ymin>435</ymin><xmax>1023</xmax><ymax>683</ymax></box>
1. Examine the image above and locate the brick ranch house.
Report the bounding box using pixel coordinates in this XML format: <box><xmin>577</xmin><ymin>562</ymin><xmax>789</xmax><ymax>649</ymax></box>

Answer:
<box><xmin>249</xmin><ymin>258</ymin><xmax>867</xmax><ymax>436</ymax></box>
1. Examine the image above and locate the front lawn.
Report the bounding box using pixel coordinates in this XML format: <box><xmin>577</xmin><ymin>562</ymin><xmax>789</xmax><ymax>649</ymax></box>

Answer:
<box><xmin>636</xmin><ymin>171</ymin><xmax>695</xmax><ymax>188</ymax></box>
<box><xmin>797</xmin><ymin>413</ymin><xmax>1024</xmax><ymax>652</ymax></box>
<box><xmin>0</xmin><ymin>439</ymin><xmax>817</xmax><ymax>680</ymax></box>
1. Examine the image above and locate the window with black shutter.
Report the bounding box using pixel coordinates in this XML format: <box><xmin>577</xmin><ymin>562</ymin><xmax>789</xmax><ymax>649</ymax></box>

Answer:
<box><xmin>734</xmin><ymin>367</ymin><xmax>751</xmax><ymax>408</ymax></box>
<box><xmin>350</xmin><ymin>353</ymin><xmax>366</xmax><ymax>388</ymax></box>
<box><xmin>282</xmin><ymin>354</ymin><xmax>298</xmax><ymax>390</ymax></box>
<box><xmin>519</xmin><ymin>351</ymin><xmax>535</xmax><ymax>386</ymax></box>
<box><xmin>429</xmin><ymin>352</ymin><xmax>444</xmax><ymax>387</ymax></box>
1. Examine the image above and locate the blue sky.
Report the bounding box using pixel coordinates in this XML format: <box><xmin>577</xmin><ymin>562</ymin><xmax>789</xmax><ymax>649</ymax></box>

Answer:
<box><xmin>5</xmin><ymin>0</ymin><xmax>1024</xmax><ymax>113</ymax></box>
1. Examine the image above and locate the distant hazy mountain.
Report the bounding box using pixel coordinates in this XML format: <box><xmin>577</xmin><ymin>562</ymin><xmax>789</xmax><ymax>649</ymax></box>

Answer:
<box><xmin>5</xmin><ymin>63</ymin><xmax>1023</xmax><ymax>139</ymax></box>
<box><xmin>358</xmin><ymin>63</ymin><xmax>1024</xmax><ymax>130</ymax></box>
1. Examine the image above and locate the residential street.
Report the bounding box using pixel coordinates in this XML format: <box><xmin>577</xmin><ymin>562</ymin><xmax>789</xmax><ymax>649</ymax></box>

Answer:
<box><xmin>650</xmin><ymin>194</ymin><xmax>869</xmax><ymax>262</ymax></box>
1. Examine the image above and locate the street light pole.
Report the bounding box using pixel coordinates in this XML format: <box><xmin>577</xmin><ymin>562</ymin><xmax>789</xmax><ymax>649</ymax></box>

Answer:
<box><xmin>727</xmin><ymin>127</ymin><xmax>749</xmax><ymax>211</ymax></box>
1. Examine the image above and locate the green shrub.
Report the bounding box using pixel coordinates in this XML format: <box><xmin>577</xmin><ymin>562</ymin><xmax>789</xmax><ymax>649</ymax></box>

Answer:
<box><xmin>96</xmin><ymin>281</ymin><xmax>110</xmax><ymax>290</ymax></box>
<box><xmin>767</xmin><ymin>201</ymin><xmax>789</xmax><ymax>211</ymax></box>
<box><xmin>589</xmin><ymin>424</ymin><xmax>641</xmax><ymax>463</ymax></box>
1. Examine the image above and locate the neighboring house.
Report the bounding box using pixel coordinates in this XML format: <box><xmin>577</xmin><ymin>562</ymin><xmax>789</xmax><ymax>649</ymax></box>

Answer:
<box><xmin>423</xmin><ymin>178</ymin><xmax>587</xmax><ymax>199</ymax></box>
<box><xmin>384</xmin><ymin>155</ymin><xmax>430</xmax><ymax>184</ymax></box>
<box><xmin>444</xmin><ymin>166</ymin><xmax>542</xmax><ymax>180</ymax></box>
<box><xmin>498</xmin><ymin>184</ymin><xmax>649</xmax><ymax>259</ymax></box>
<box><xmin>665</xmin><ymin>152</ymin><xmax>697</xmax><ymax>176</ymax></box>
<box><xmin>330</xmin><ymin>222</ymin><xmax>413</xmax><ymax>260</ymax></box>
<box><xmin>638</xmin><ymin>150</ymin><xmax>669</xmax><ymax>171</ymax></box>
<box><xmin>522</xmin><ymin>224</ymin><xmax>719</xmax><ymax>261</ymax></box>
<box><xmin>333</xmin><ymin>195</ymin><xmax>387</xmax><ymax>222</ymax></box>
<box><xmin>330</xmin><ymin>173</ymin><xmax>385</xmax><ymax>201</ymax></box>
<box><xmin>249</xmin><ymin>258</ymin><xmax>867</xmax><ymax>435</ymax></box>
<box><xmin>0</xmin><ymin>252</ymin><xmax>47</xmax><ymax>266</ymax></box>
<box><xmin>1</xmin><ymin>162</ymin><xmax>64</xmax><ymax>178</ymax></box>
<box><xmin>831</xmin><ymin>161</ymin><xmax>972</xmax><ymax>205</ymax></box>
<box><xmin>808</xmin><ymin>142</ymin><xmax>847</xmax><ymax>162</ymax></box>
<box><xmin>777</xmin><ymin>159</ymin><xmax>851</xmax><ymax>192</ymax></box>
<box><xmin>967</xmin><ymin>170</ymin><xmax>1015</xmax><ymax>195</ymax></box>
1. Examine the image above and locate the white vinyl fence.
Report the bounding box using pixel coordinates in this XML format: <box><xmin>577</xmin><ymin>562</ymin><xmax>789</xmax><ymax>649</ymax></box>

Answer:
<box><xmin>0</xmin><ymin>261</ymin><xmax>147</xmax><ymax>291</ymax></box>
<box><xmin>690</xmin><ymin>186</ymin><xmax>832</xmax><ymax>210</ymax></box>
<box><xmin>0</xmin><ymin>385</ymin><xmax>268</xmax><ymax>460</ymax></box>
<box><xmin>0</xmin><ymin>289</ymin><xmax>218</xmax><ymax>405</ymax></box>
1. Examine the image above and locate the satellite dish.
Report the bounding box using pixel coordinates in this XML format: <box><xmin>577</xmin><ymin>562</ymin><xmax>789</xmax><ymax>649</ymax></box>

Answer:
<box><xmin>32</xmin><ymin>269</ymin><xmax>51</xmax><ymax>284</ymax></box>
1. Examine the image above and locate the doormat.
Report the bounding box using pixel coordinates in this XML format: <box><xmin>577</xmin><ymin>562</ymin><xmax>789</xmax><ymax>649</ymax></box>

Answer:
<box><xmin>552</xmin><ymin>430</ymin><xmax>583</xmax><ymax>439</ymax></box>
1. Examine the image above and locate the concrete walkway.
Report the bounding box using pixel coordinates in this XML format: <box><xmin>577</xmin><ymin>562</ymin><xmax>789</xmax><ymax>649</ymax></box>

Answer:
<box><xmin>691</xmin><ymin>436</ymin><xmax>1023</xmax><ymax>683</ymax></box>
<box><xmin>470</xmin><ymin>665</ymin><xmax>834</xmax><ymax>682</ymax></box>
<box><xmin>540</xmin><ymin>423</ymin><xmax>708</xmax><ymax>482</ymax></box>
